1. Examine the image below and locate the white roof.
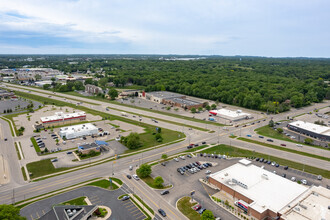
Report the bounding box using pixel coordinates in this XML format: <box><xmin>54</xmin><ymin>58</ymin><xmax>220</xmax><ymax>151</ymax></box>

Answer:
<box><xmin>40</xmin><ymin>111</ymin><xmax>86</xmax><ymax>123</ymax></box>
<box><xmin>59</xmin><ymin>123</ymin><xmax>97</xmax><ymax>134</ymax></box>
<box><xmin>210</xmin><ymin>159</ymin><xmax>308</xmax><ymax>213</ymax></box>
<box><xmin>280</xmin><ymin>186</ymin><xmax>330</xmax><ymax>220</ymax></box>
<box><xmin>289</xmin><ymin>120</ymin><xmax>330</xmax><ymax>136</ymax></box>
<box><xmin>209</xmin><ymin>109</ymin><xmax>251</xmax><ymax>119</ymax></box>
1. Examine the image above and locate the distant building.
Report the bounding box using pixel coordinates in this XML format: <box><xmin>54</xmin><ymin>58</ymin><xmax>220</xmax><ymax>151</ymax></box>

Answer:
<box><xmin>85</xmin><ymin>84</ymin><xmax>103</xmax><ymax>94</ymax></box>
<box><xmin>209</xmin><ymin>159</ymin><xmax>309</xmax><ymax>220</ymax></box>
<box><xmin>209</xmin><ymin>109</ymin><xmax>252</xmax><ymax>121</ymax></box>
<box><xmin>0</xmin><ymin>89</ymin><xmax>14</xmax><ymax>99</ymax></box>
<box><xmin>287</xmin><ymin>120</ymin><xmax>330</xmax><ymax>141</ymax></box>
<box><xmin>35</xmin><ymin>80</ymin><xmax>52</xmax><ymax>87</ymax></box>
<box><xmin>40</xmin><ymin>112</ymin><xmax>86</xmax><ymax>127</ymax></box>
<box><xmin>78</xmin><ymin>143</ymin><xmax>100</xmax><ymax>154</ymax></box>
<box><xmin>139</xmin><ymin>91</ymin><xmax>202</xmax><ymax>110</ymax></box>
<box><xmin>58</xmin><ymin>123</ymin><xmax>98</xmax><ymax>140</ymax></box>
<box><xmin>118</xmin><ymin>90</ymin><xmax>139</xmax><ymax>99</ymax></box>
<box><xmin>39</xmin><ymin>205</ymin><xmax>98</xmax><ymax>220</ymax></box>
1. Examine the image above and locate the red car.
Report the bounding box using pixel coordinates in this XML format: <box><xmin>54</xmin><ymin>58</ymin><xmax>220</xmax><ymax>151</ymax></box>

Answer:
<box><xmin>280</xmin><ymin>144</ymin><xmax>286</xmax><ymax>146</ymax></box>
<box><xmin>193</xmin><ymin>204</ymin><xmax>201</xmax><ymax>211</ymax></box>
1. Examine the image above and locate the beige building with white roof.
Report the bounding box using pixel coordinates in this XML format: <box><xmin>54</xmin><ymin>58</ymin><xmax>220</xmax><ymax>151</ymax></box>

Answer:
<box><xmin>288</xmin><ymin>120</ymin><xmax>330</xmax><ymax>141</ymax></box>
<box><xmin>208</xmin><ymin>159</ymin><xmax>310</xmax><ymax>220</ymax></box>
<box><xmin>209</xmin><ymin>109</ymin><xmax>252</xmax><ymax>121</ymax></box>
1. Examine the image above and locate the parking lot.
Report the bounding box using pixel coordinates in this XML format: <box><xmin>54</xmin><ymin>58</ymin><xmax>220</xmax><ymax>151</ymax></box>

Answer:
<box><xmin>0</xmin><ymin>98</ymin><xmax>42</xmax><ymax>114</ymax></box>
<box><xmin>20</xmin><ymin>184</ymin><xmax>145</xmax><ymax>220</ymax></box>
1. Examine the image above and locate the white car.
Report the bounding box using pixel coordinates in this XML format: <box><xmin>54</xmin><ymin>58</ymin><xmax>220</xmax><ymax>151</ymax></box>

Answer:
<box><xmin>291</xmin><ymin>177</ymin><xmax>296</xmax><ymax>182</ymax></box>
<box><xmin>271</xmin><ymin>162</ymin><xmax>276</xmax><ymax>166</ymax></box>
<box><xmin>317</xmin><ymin>175</ymin><xmax>323</xmax><ymax>180</ymax></box>
<box><xmin>296</xmin><ymin>144</ymin><xmax>303</xmax><ymax>147</ymax></box>
<box><xmin>174</xmin><ymin>158</ymin><xmax>179</xmax><ymax>162</ymax></box>
<box><xmin>115</xmin><ymin>137</ymin><xmax>121</xmax><ymax>141</ymax></box>
<box><xmin>180</xmin><ymin>156</ymin><xmax>185</xmax><ymax>160</ymax></box>
<box><xmin>205</xmin><ymin>170</ymin><xmax>211</xmax><ymax>174</ymax></box>
<box><xmin>132</xmin><ymin>175</ymin><xmax>140</xmax><ymax>180</ymax></box>
<box><xmin>301</xmin><ymin>179</ymin><xmax>307</xmax><ymax>185</ymax></box>
<box><xmin>291</xmin><ymin>136</ymin><xmax>296</xmax><ymax>139</ymax></box>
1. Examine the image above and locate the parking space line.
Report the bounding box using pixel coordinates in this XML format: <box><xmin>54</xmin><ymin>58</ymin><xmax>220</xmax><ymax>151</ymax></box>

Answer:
<box><xmin>36</xmin><ymin>212</ymin><xmax>39</xmax><ymax>218</ymax></box>
<box><xmin>131</xmin><ymin>209</ymin><xmax>140</xmax><ymax>214</ymax></box>
<box><xmin>132</xmin><ymin>210</ymin><xmax>142</xmax><ymax>215</ymax></box>
<box><xmin>135</xmin><ymin>214</ymin><xmax>146</xmax><ymax>220</ymax></box>
<box><xmin>128</xmin><ymin>206</ymin><xmax>136</xmax><ymax>210</ymax></box>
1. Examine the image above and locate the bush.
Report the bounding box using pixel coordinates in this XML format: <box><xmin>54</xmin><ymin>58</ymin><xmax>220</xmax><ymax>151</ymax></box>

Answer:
<box><xmin>136</xmin><ymin>164</ymin><xmax>152</xmax><ymax>178</ymax></box>
<box><xmin>304</xmin><ymin>138</ymin><xmax>313</xmax><ymax>145</ymax></box>
<box><xmin>154</xmin><ymin>176</ymin><xmax>164</xmax><ymax>188</ymax></box>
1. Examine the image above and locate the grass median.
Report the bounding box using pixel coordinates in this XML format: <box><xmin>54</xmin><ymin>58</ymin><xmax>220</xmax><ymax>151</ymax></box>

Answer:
<box><xmin>201</xmin><ymin>144</ymin><xmax>330</xmax><ymax>178</ymax></box>
<box><xmin>237</xmin><ymin>137</ymin><xmax>330</xmax><ymax>162</ymax></box>
<box><xmin>177</xmin><ymin>196</ymin><xmax>200</xmax><ymax>220</ymax></box>
<box><xmin>30</xmin><ymin>137</ymin><xmax>41</xmax><ymax>153</ymax></box>
<box><xmin>26</xmin><ymin>159</ymin><xmax>70</xmax><ymax>179</ymax></box>
<box><xmin>59</xmin><ymin>196</ymin><xmax>87</xmax><ymax>206</ymax></box>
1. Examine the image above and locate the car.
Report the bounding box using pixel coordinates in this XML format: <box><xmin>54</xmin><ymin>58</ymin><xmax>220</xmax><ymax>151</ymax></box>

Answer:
<box><xmin>194</xmin><ymin>144</ymin><xmax>199</xmax><ymax>147</ymax></box>
<box><xmin>198</xmin><ymin>208</ymin><xmax>206</xmax><ymax>214</ymax></box>
<box><xmin>174</xmin><ymin>158</ymin><xmax>179</xmax><ymax>162</ymax></box>
<box><xmin>246</xmin><ymin>134</ymin><xmax>252</xmax><ymax>137</ymax></box>
<box><xmin>264</xmin><ymin>160</ymin><xmax>268</xmax><ymax>163</ymax></box>
<box><xmin>267</xmin><ymin>139</ymin><xmax>274</xmax><ymax>142</ymax></box>
<box><xmin>180</xmin><ymin>155</ymin><xmax>185</xmax><ymax>160</ymax></box>
<box><xmin>158</xmin><ymin>209</ymin><xmax>166</xmax><ymax>217</ymax></box>
<box><xmin>200</xmin><ymin>153</ymin><xmax>203</xmax><ymax>157</ymax></box>
<box><xmin>132</xmin><ymin>175</ymin><xmax>140</xmax><ymax>180</ymax></box>
<box><xmin>301</xmin><ymin>179</ymin><xmax>307</xmax><ymax>185</ymax></box>
<box><xmin>242</xmin><ymin>125</ymin><xmax>247</xmax><ymax>127</ymax></box>
<box><xmin>290</xmin><ymin>136</ymin><xmax>296</xmax><ymax>139</ymax></box>
<box><xmin>205</xmin><ymin>170</ymin><xmax>211</xmax><ymax>174</ymax></box>
<box><xmin>256</xmin><ymin>158</ymin><xmax>260</xmax><ymax>161</ymax></box>
<box><xmin>275</xmin><ymin>164</ymin><xmax>279</xmax><ymax>167</ymax></box>
<box><xmin>160</xmin><ymin>190</ymin><xmax>169</xmax><ymax>195</ymax></box>
<box><xmin>257</xmin><ymin>121</ymin><xmax>261</xmax><ymax>123</ymax></box>
<box><xmin>273</xmin><ymin>171</ymin><xmax>277</xmax><ymax>174</ymax></box>
<box><xmin>259</xmin><ymin>158</ymin><xmax>264</xmax><ymax>162</ymax></box>
<box><xmin>129</xmin><ymin>166</ymin><xmax>133</xmax><ymax>170</ymax></box>
<box><xmin>121</xmin><ymin>195</ymin><xmax>130</xmax><ymax>201</ymax></box>
<box><xmin>291</xmin><ymin>177</ymin><xmax>296</xmax><ymax>181</ymax></box>
<box><xmin>280</xmin><ymin>144</ymin><xmax>286</xmax><ymax>146</ymax></box>
<box><xmin>187</xmin><ymin>145</ymin><xmax>193</xmax><ymax>149</ymax></box>
<box><xmin>161</xmin><ymin>162</ymin><xmax>166</xmax><ymax>166</ymax></box>
<box><xmin>267</xmin><ymin>161</ymin><xmax>271</xmax><ymax>165</ymax></box>
<box><xmin>207</xmin><ymin>162</ymin><xmax>213</xmax><ymax>167</ymax></box>
<box><xmin>51</xmin><ymin>159</ymin><xmax>58</xmax><ymax>162</ymax></box>
<box><xmin>284</xmin><ymin>166</ymin><xmax>289</xmax><ymax>170</ymax></box>
<box><xmin>296</xmin><ymin>144</ymin><xmax>303</xmax><ymax>147</ymax></box>
<box><xmin>193</xmin><ymin>204</ymin><xmax>201</xmax><ymax>211</ymax></box>
<box><xmin>282</xmin><ymin>173</ymin><xmax>286</xmax><ymax>178</ymax></box>
<box><xmin>203</xmin><ymin>153</ymin><xmax>207</xmax><ymax>157</ymax></box>
<box><xmin>317</xmin><ymin>175</ymin><xmax>323</xmax><ymax>180</ymax></box>
<box><xmin>271</xmin><ymin>162</ymin><xmax>276</xmax><ymax>166</ymax></box>
<box><xmin>202</xmin><ymin>141</ymin><xmax>206</xmax><ymax>144</ymax></box>
<box><xmin>66</xmin><ymin>151</ymin><xmax>72</xmax><ymax>154</ymax></box>
<box><xmin>196</xmin><ymin>161</ymin><xmax>201</xmax><ymax>165</ymax></box>
<box><xmin>127</xmin><ymin>175</ymin><xmax>132</xmax><ymax>179</ymax></box>
<box><xmin>258</xmin><ymin>136</ymin><xmax>264</xmax><ymax>138</ymax></box>
<box><xmin>187</xmin><ymin>154</ymin><xmax>192</xmax><ymax>158</ymax></box>
<box><xmin>222</xmin><ymin>155</ymin><xmax>226</xmax><ymax>159</ymax></box>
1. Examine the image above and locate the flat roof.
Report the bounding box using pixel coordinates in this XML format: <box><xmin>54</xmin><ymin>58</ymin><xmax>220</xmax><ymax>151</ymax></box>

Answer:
<box><xmin>209</xmin><ymin>109</ymin><xmax>251</xmax><ymax>119</ymax></box>
<box><xmin>210</xmin><ymin>159</ymin><xmax>307</xmax><ymax>213</ymax></box>
<box><xmin>59</xmin><ymin>123</ymin><xmax>97</xmax><ymax>134</ymax></box>
<box><xmin>40</xmin><ymin>112</ymin><xmax>86</xmax><ymax>123</ymax></box>
<box><xmin>146</xmin><ymin>91</ymin><xmax>185</xmax><ymax>99</ymax></box>
<box><xmin>280</xmin><ymin>186</ymin><xmax>330</xmax><ymax>220</ymax></box>
<box><xmin>288</xmin><ymin>121</ymin><xmax>330</xmax><ymax>136</ymax></box>
<box><xmin>164</xmin><ymin>97</ymin><xmax>201</xmax><ymax>106</ymax></box>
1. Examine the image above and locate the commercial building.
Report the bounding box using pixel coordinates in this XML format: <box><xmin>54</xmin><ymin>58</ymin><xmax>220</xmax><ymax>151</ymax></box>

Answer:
<box><xmin>58</xmin><ymin>123</ymin><xmax>98</xmax><ymax>140</ymax></box>
<box><xmin>35</xmin><ymin>80</ymin><xmax>52</xmax><ymax>87</ymax></box>
<box><xmin>209</xmin><ymin>109</ymin><xmax>252</xmax><ymax>121</ymax></box>
<box><xmin>139</xmin><ymin>91</ymin><xmax>202</xmax><ymax>110</ymax></box>
<box><xmin>39</xmin><ymin>205</ymin><xmax>98</xmax><ymax>220</ymax></box>
<box><xmin>209</xmin><ymin>159</ymin><xmax>308</xmax><ymax>220</ymax></box>
<box><xmin>40</xmin><ymin>112</ymin><xmax>86</xmax><ymax>127</ymax></box>
<box><xmin>287</xmin><ymin>121</ymin><xmax>330</xmax><ymax>141</ymax></box>
<box><xmin>0</xmin><ymin>89</ymin><xmax>14</xmax><ymax>99</ymax></box>
<box><xmin>85</xmin><ymin>84</ymin><xmax>103</xmax><ymax>94</ymax></box>
<box><xmin>78</xmin><ymin>143</ymin><xmax>101</xmax><ymax>154</ymax></box>
<box><xmin>279</xmin><ymin>185</ymin><xmax>330</xmax><ymax>220</ymax></box>
<box><xmin>118</xmin><ymin>90</ymin><xmax>139</xmax><ymax>99</ymax></box>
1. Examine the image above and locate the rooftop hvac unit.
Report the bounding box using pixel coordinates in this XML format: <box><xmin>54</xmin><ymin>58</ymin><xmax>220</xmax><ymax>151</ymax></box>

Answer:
<box><xmin>261</xmin><ymin>174</ymin><xmax>269</xmax><ymax>180</ymax></box>
<box><xmin>299</xmin><ymin>203</ymin><xmax>307</xmax><ymax>210</ymax></box>
<box><xmin>224</xmin><ymin>173</ymin><xmax>228</xmax><ymax>176</ymax></box>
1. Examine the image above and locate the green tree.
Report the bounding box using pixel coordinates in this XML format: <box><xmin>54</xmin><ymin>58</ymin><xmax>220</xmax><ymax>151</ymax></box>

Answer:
<box><xmin>136</xmin><ymin>163</ymin><xmax>151</xmax><ymax>178</ymax></box>
<box><xmin>43</xmin><ymin>84</ymin><xmax>51</xmax><ymax>90</ymax></box>
<box><xmin>211</xmin><ymin>104</ymin><xmax>217</xmax><ymax>110</ymax></box>
<box><xmin>155</xmin><ymin>133</ymin><xmax>163</xmax><ymax>142</ymax></box>
<box><xmin>201</xmin><ymin>210</ymin><xmax>214</xmax><ymax>220</ymax></box>
<box><xmin>98</xmin><ymin>77</ymin><xmax>109</xmax><ymax>88</ymax></box>
<box><xmin>205</xmin><ymin>105</ymin><xmax>211</xmax><ymax>111</ymax></box>
<box><xmin>276</xmin><ymin>128</ymin><xmax>283</xmax><ymax>133</ymax></box>
<box><xmin>161</xmin><ymin>154</ymin><xmax>168</xmax><ymax>161</ymax></box>
<box><xmin>108</xmin><ymin>88</ymin><xmax>118</xmax><ymax>100</ymax></box>
<box><xmin>198</xmin><ymin>106</ymin><xmax>203</xmax><ymax>112</ymax></box>
<box><xmin>35</xmin><ymin>74</ymin><xmax>42</xmax><ymax>81</ymax></box>
<box><xmin>191</xmin><ymin>107</ymin><xmax>196</xmax><ymax>113</ymax></box>
<box><xmin>154</xmin><ymin>176</ymin><xmax>164</xmax><ymax>188</ymax></box>
<box><xmin>0</xmin><ymin>204</ymin><xmax>26</xmax><ymax>220</ymax></box>
<box><xmin>123</xmin><ymin>132</ymin><xmax>142</xmax><ymax>149</ymax></box>
<box><xmin>157</xmin><ymin>127</ymin><xmax>162</xmax><ymax>133</ymax></box>
<box><xmin>304</xmin><ymin>138</ymin><xmax>313</xmax><ymax>145</ymax></box>
<box><xmin>269</xmin><ymin>119</ymin><xmax>274</xmax><ymax>127</ymax></box>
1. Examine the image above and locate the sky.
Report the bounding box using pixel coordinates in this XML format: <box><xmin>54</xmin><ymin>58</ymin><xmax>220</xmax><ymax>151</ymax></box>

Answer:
<box><xmin>0</xmin><ymin>0</ymin><xmax>329</xmax><ymax>57</ymax></box>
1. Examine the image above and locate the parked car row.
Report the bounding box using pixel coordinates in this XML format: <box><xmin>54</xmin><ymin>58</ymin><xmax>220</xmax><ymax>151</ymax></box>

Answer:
<box><xmin>177</xmin><ymin>161</ymin><xmax>213</xmax><ymax>175</ymax></box>
<box><xmin>255</xmin><ymin>158</ymin><xmax>279</xmax><ymax>167</ymax></box>
<box><xmin>199</xmin><ymin>153</ymin><xmax>226</xmax><ymax>159</ymax></box>
<box><xmin>192</xmin><ymin>204</ymin><xmax>206</xmax><ymax>214</ymax></box>
<box><xmin>35</xmin><ymin>137</ymin><xmax>45</xmax><ymax>148</ymax></box>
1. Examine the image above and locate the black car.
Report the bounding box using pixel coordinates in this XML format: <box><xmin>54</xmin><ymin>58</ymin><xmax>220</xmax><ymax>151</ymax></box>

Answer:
<box><xmin>127</xmin><ymin>175</ymin><xmax>132</xmax><ymax>179</ymax></box>
<box><xmin>264</xmin><ymin>160</ymin><xmax>268</xmax><ymax>163</ymax></box>
<box><xmin>158</xmin><ymin>209</ymin><xmax>166</xmax><ymax>217</ymax></box>
<box><xmin>259</xmin><ymin>136</ymin><xmax>264</xmax><ymax>138</ymax></box>
<box><xmin>284</xmin><ymin>166</ymin><xmax>289</xmax><ymax>170</ymax></box>
<box><xmin>256</xmin><ymin>158</ymin><xmax>260</xmax><ymax>161</ymax></box>
<box><xmin>267</xmin><ymin>161</ymin><xmax>271</xmax><ymax>165</ymax></box>
<box><xmin>160</xmin><ymin>190</ymin><xmax>169</xmax><ymax>195</ymax></box>
<box><xmin>194</xmin><ymin>144</ymin><xmax>199</xmax><ymax>147</ymax></box>
<box><xmin>187</xmin><ymin>145</ymin><xmax>193</xmax><ymax>149</ymax></box>
<box><xmin>275</xmin><ymin>164</ymin><xmax>280</xmax><ymax>167</ymax></box>
<box><xmin>4</xmin><ymin>138</ymin><xmax>8</xmax><ymax>141</ymax></box>
<box><xmin>202</xmin><ymin>141</ymin><xmax>206</xmax><ymax>144</ymax></box>
<box><xmin>282</xmin><ymin>174</ymin><xmax>286</xmax><ymax>178</ymax></box>
<box><xmin>200</xmin><ymin>153</ymin><xmax>203</xmax><ymax>156</ymax></box>
<box><xmin>207</xmin><ymin>162</ymin><xmax>212</xmax><ymax>167</ymax></box>
<box><xmin>260</xmin><ymin>158</ymin><xmax>264</xmax><ymax>162</ymax></box>
<box><xmin>267</xmin><ymin>139</ymin><xmax>274</xmax><ymax>142</ymax></box>
<box><xmin>66</xmin><ymin>151</ymin><xmax>72</xmax><ymax>154</ymax></box>
<box><xmin>161</xmin><ymin>162</ymin><xmax>166</xmax><ymax>166</ymax></box>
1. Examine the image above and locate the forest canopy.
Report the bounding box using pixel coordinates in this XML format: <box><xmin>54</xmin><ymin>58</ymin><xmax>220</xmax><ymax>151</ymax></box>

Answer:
<box><xmin>1</xmin><ymin>55</ymin><xmax>329</xmax><ymax>112</ymax></box>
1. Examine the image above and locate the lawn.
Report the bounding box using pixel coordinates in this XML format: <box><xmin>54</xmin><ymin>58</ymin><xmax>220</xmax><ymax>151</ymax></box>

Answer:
<box><xmin>15</xmin><ymin>142</ymin><xmax>21</xmax><ymax>160</ymax></box>
<box><xmin>177</xmin><ymin>196</ymin><xmax>200</xmax><ymax>220</ymax></box>
<box><xmin>30</xmin><ymin>137</ymin><xmax>41</xmax><ymax>153</ymax></box>
<box><xmin>201</xmin><ymin>144</ymin><xmax>330</xmax><ymax>178</ymax></box>
<box><xmin>26</xmin><ymin>159</ymin><xmax>70</xmax><ymax>179</ymax></box>
<box><xmin>59</xmin><ymin>196</ymin><xmax>87</xmax><ymax>206</ymax></box>
<box><xmin>87</xmin><ymin>179</ymin><xmax>120</xmax><ymax>190</ymax></box>
<box><xmin>140</xmin><ymin>175</ymin><xmax>171</xmax><ymax>189</ymax></box>
<box><xmin>21</xmin><ymin>167</ymin><xmax>27</xmax><ymax>181</ymax></box>
<box><xmin>255</xmin><ymin>125</ymin><xmax>328</xmax><ymax>150</ymax></box>
<box><xmin>237</xmin><ymin>137</ymin><xmax>330</xmax><ymax>162</ymax></box>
